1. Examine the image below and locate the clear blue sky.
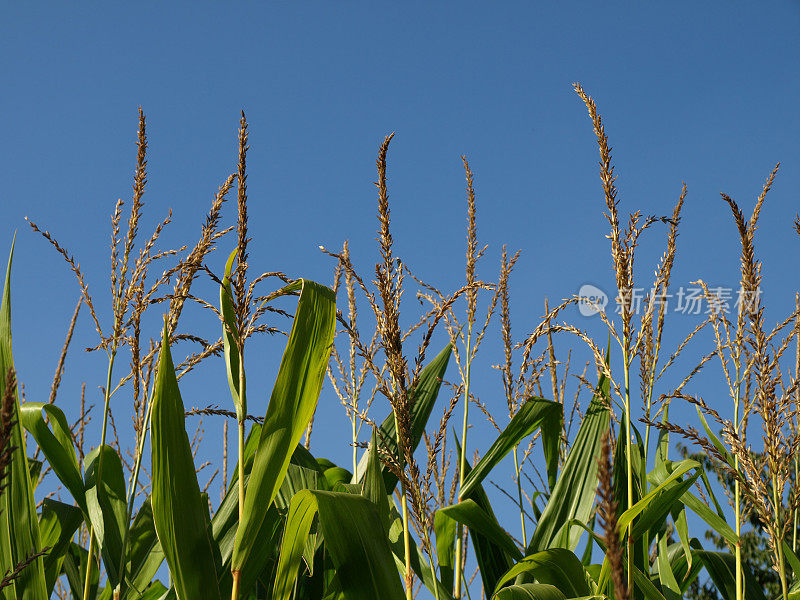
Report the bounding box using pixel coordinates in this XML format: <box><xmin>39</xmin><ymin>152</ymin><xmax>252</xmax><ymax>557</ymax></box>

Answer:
<box><xmin>2</xmin><ymin>1</ymin><xmax>799</xmax><ymax>593</ymax></box>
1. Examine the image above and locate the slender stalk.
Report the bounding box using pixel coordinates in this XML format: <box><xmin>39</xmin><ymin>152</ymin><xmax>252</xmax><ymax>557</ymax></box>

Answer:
<box><xmin>231</xmin><ymin>351</ymin><xmax>246</xmax><ymax>600</ymax></box>
<box><xmin>622</xmin><ymin>347</ymin><xmax>633</xmax><ymax>594</ymax></box>
<box><xmin>794</xmin><ymin>295</ymin><xmax>800</xmax><ymax>553</ymax></box>
<box><xmin>352</xmin><ymin>417</ymin><xmax>358</xmax><ymax>476</ymax></box>
<box><xmin>513</xmin><ymin>445</ymin><xmax>526</xmax><ymax>546</ymax></box>
<box><xmin>400</xmin><ymin>481</ymin><xmax>413</xmax><ymax>600</ymax></box>
<box><xmin>83</xmin><ymin>351</ymin><xmax>117</xmax><ymax>600</ymax></box>
<box><xmin>231</xmin><ymin>572</ymin><xmax>241</xmax><ymax>600</ymax></box>
<box><xmin>454</xmin><ymin>329</ymin><xmax>473</xmax><ymax>599</ymax></box>
<box><xmin>734</xmin><ymin>386</ymin><xmax>742</xmax><ymax>600</ymax></box>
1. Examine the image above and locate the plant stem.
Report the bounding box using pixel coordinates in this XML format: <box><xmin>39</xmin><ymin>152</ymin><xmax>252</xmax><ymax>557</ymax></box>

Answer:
<box><xmin>400</xmin><ymin>483</ymin><xmax>413</xmax><ymax>600</ymax></box>
<box><xmin>231</xmin><ymin>354</ymin><xmax>246</xmax><ymax>600</ymax></box>
<box><xmin>83</xmin><ymin>351</ymin><xmax>117</xmax><ymax>600</ymax></box>
<box><xmin>352</xmin><ymin>417</ymin><xmax>358</xmax><ymax>476</ymax></box>
<box><xmin>734</xmin><ymin>398</ymin><xmax>742</xmax><ymax>600</ymax></box>
<box><xmin>513</xmin><ymin>445</ymin><xmax>526</xmax><ymax>547</ymax></box>
<box><xmin>622</xmin><ymin>347</ymin><xmax>633</xmax><ymax>594</ymax></box>
<box><xmin>454</xmin><ymin>328</ymin><xmax>473</xmax><ymax>599</ymax></box>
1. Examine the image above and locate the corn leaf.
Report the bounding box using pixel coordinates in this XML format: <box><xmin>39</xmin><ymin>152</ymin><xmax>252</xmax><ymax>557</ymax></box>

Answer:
<box><xmin>231</xmin><ymin>279</ymin><xmax>336</xmax><ymax>572</ymax></box>
<box><xmin>123</xmin><ymin>498</ymin><xmax>165</xmax><ymax>600</ymax></box>
<box><xmin>434</xmin><ymin>508</ymin><xmax>458</xmax><ymax>594</ymax></box>
<box><xmin>361</xmin><ymin>428</ymin><xmax>390</xmax><ymax>533</ymax></box>
<box><xmin>150</xmin><ymin>324</ymin><xmax>221</xmax><ymax>600</ymax></box>
<box><xmin>63</xmin><ymin>542</ymin><xmax>99</xmax><ymax>600</ymax></box>
<box><xmin>453</xmin><ymin>434</ymin><xmax>514</xmax><ymax>594</ymax></box>
<box><xmin>274</xmin><ymin>490</ymin><xmax>405</xmax><ymax>600</ymax></box>
<box><xmin>0</xmin><ymin>239</ymin><xmax>48</xmax><ymax>600</ymax></box>
<box><xmin>220</xmin><ymin>249</ymin><xmax>245</xmax><ymax>418</ymax></box>
<box><xmin>21</xmin><ymin>402</ymin><xmax>86</xmax><ymax>512</ymax></box>
<box><xmin>38</xmin><ymin>499</ymin><xmax>83</xmax><ymax>595</ymax></box>
<box><xmin>84</xmin><ymin>444</ymin><xmax>127</xmax><ymax>587</ymax></box>
<box><xmin>693</xmin><ymin>546</ymin><xmax>767</xmax><ymax>600</ymax></box>
<box><xmin>527</xmin><ymin>368</ymin><xmax>610</xmax><ymax>554</ymax></box>
<box><xmin>460</xmin><ymin>397</ymin><xmax>561</xmax><ymax>499</ymax></box>
<box><xmin>493</xmin><ymin>583</ymin><xmax>567</xmax><ymax>600</ymax></box>
<box><xmin>438</xmin><ymin>500</ymin><xmax>522</xmax><ymax>560</ymax></box>
<box><xmin>492</xmin><ymin>549</ymin><xmax>590</xmax><ymax>597</ymax></box>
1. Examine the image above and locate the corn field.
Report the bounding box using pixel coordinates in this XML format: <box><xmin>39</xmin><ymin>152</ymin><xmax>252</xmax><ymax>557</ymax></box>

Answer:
<box><xmin>2</xmin><ymin>84</ymin><xmax>799</xmax><ymax>600</ymax></box>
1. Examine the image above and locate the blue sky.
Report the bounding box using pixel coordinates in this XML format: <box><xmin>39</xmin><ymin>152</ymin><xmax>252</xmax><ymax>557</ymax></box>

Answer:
<box><xmin>2</xmin><ymin>1</ymin><xmax>800</xmax><ymax>593</ymax></box>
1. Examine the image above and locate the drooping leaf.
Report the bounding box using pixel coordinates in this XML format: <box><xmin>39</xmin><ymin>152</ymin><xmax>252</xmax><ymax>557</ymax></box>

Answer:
<box><xmin>617</xmin><ymin>460</ymin><xmax>700</xmax><ymax>536</ymax></box>
<box><xmin>460</xmin><ymin>397</ymin><xmax>561</xmax><ymax>499</ymax></box>
<box><xmin>274</xmin><ymin>490</ymin><xmax>405</xmax><ymax>600</ymax></box>
<box><xmin>438</xmin><ymin>500</ymin><xmax>522</xmax><ymax>561</ymax></box>
<box><xmin>231</xmin><ymin>279</ymin><xmax>336</xmax><ymax>573</ymax></box>
<box><xmin>0</xmin><ymin>239</ymin><xmax>48</xmax><ymax>600</ymax></box>
<box><xmin>493</xmin><ymin>548</ymin><xmax>591</xmax><ymax>597</ymax></box>
<box><xmin>21</xmin><ymin>402</ymin><xmax>86</xmax><ymax>512</ymax></box>
<box><xmin>492</xmin><ymin>583</ymin><xmax>567</xmax><ymax>600</ymax></box>
<box><xmin>150</xmin><ymin>324</ymin><xmax>221</xmax><ymax>600</ymax></box>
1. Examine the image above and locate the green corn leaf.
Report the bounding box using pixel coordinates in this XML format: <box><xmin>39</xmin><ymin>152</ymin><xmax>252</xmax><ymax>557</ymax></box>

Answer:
<box><xmin>438</xmin><ymin>500</ymin><xmax>522</xmax><ymax>560</ymax></box>
<box><xmin>631</xmin><ymin>563</ymin><xmax>668</xmax><ymax>600</ymax></box>
<box><xmin>123</xmin><ymin>498</ymin><xmax>165</xmax><ymax>600</ymax></box>
<box><xmin>231</xmin><ymin>279</ymin><xmax>336</xmax><ymax>573</ymax></box>
<box><xmin>63</xmin><ymin>542</ymin><xmax>99</xmax><ymax>600</ymax></box>
<box><xmin>0</xmin><ymin>238</ymin><xmax>48</xmax><ymax>600</ymax></box>
<box><xmin>633</xmin><ymin>471</ymin><xmax>700</xmax><ymax>541</ymax></box>
<box><xmin>323</xmin><ymin>466</ymin><xmax>352</xmax><ymax>488</ymax></box>
<box><xmin>21</xmin><ymin>402</ymin><xmax>86</xmax><ymax>512</ymax></box>
<box><xmin>434</xmin><ymin>508</ymin><xmax>457</xmax><ymax>594</ymax></box>
<box><xmin>150</xmin><ymin>324</ymin><xmax>221</xmax><ymax>600</ymax></box>
<box><xmin>274</xmin><ymin>490</ymin><xmax>405</xmax><ymax>600</ymax></box>
<box><xmin>617</xmin><ymin>459</ymin><xmax>700</xmax><ymax>536</ymax></box>
<box><xmin>355</xmin><ymin>344</ymin><xmax>451</xmax><ymax>492</ymax></box>
<box><xmin>460</xmin><ymin>397</ymin><xmax>561</xmax><ymax>500</ymax></box>
<box><xmin>655</xmin><ymin>534</ymin><xmax>682</xmax><ymax>600</ymax></box>
<box><xmin>696</xmin><ymin>405</ymin><xmax>735</xmax><ymax>468</ymax></box>
<box><xmin>84</xmin><ymin>444</ymin><xmax>127</xmax><ymax>587</ymax></box>
<box><xmin>220</xmin><ymin>248</ymin><xmax>245</xmax><ymax>419</ymax></box>
<box><xmin>38</xmin><ymin>499</ymin><xmax>83</xmax><ymax>595</ymax></box>
<box><xmin>527</xmin><ymin>368</ymin><xmax>610</xmax><ymax>554</ymax></box>
<box><xmin>492</xmin><ymin>583</ymin><xmax>567</xmax><ymax>600</ymax></box>
<box><xmin>453</xmin><ymin>434</ymin><xmax>514</xmax><ymax>594</ymax></box>
<box><xmin>693</xmin><ymin>546</ymin><xmax>767</xmax><ymax>600</ymax></box>
<box><xmin>492</xmin><ymin>549</ymin><xmax>591</xmax><ymax>597</ymax></box>
<box><xmin>680</xmin><ymin>491</ymin><xmax>737</xmax><ymax>546</ymax></box>
<box><xmin>387</xmin><ymin>502</ymin><xmax>453</xmax><ymax>600</ymax></box>
<box><xmin>361</xmin><ymin>428</ymin><xmax>390</xmax><ymax>533</ymax></box>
